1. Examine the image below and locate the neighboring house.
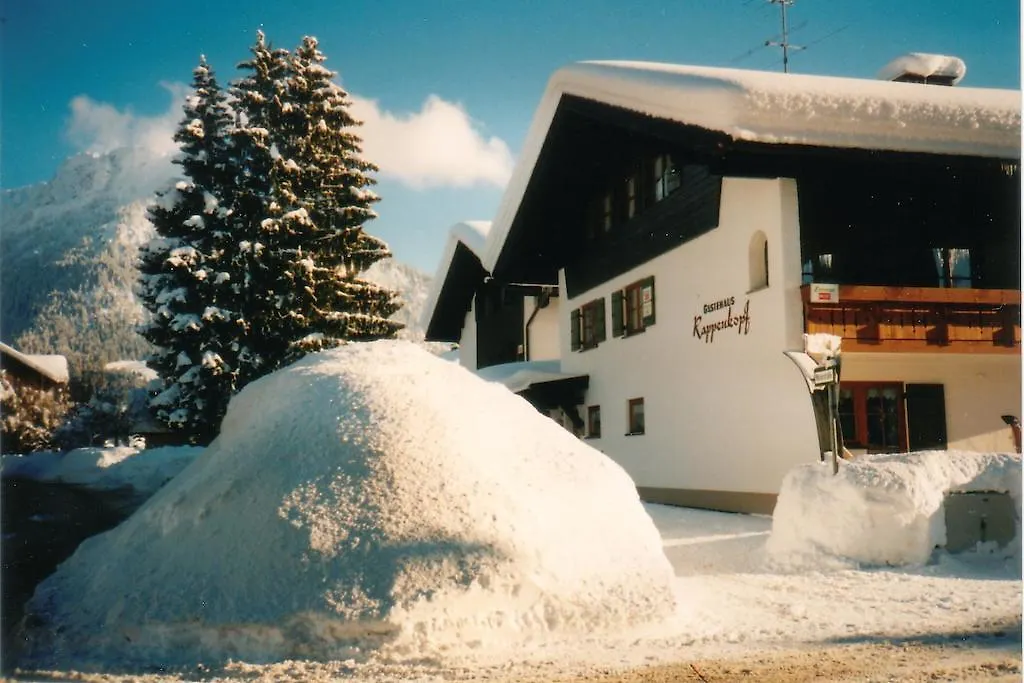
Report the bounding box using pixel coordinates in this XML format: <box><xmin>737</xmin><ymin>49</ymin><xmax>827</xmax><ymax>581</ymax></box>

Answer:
<box><xmin>0</xmin><ymin>342</ymin><xmax>69</xmax><ymax>392</ymax></box>
<box><xmin>424</xmin><ymin>221</ymin><xmax>583</xmax><ymax>428</ymax></box>
<box><xmin>424</xmin><ymin>57</ymin><xmax>1021</xmax><ymax>514</ymax></box>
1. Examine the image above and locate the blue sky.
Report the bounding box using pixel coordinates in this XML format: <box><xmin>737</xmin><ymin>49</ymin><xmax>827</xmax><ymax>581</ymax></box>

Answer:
<box><xmin>1</xmin><ymin>0</ymin><xmax>1019</xmax><ymax>273</ymax></box>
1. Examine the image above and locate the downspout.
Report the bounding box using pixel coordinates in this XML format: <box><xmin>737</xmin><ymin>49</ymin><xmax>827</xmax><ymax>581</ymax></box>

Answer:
<box><xmin>523</xmin><ymin>288</ymin><xmax>552</xmax><ymax>361</ymax></box>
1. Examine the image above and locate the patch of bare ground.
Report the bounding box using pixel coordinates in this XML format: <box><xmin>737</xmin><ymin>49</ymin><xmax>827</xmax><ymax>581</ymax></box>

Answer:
<box><xmin>6</xmin><ymin>632</ymin><xmax>1021</xmax><ymax>682</ymax></box>
<box><xmin>557</xmin><ymin>641</ymin><xmax>1021</xmax><ymax>683</ymax></box>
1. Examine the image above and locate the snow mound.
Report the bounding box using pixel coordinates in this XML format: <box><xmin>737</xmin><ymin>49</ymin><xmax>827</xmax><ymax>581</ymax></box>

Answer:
<box><xmin>2</xmin><ymin>446</ymin><xmax>200</xmax><ymax>498</ymax></box>
<box><xmin>19</xmin><ymin>340</ymin><xmax>675</xmax><ymax>669</ymax></box>
<box><xmin>767</xmin><ymin>451</ymin><xmax>1022</xmax><ymax>567</ymax></box>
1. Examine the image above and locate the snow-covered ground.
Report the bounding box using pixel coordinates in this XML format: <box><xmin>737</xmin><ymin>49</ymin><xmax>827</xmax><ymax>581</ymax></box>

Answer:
<box><xmin>6</xmin><ymin>341</ymin><xmax>1021</xmax><ymax>681</ymax></box>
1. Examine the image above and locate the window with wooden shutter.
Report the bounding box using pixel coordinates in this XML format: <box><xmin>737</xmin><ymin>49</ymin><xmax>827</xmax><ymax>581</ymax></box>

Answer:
<box><xmin>641</xmin><ymin>276</ymin><xmax>656</xmax><ymax>327</ymax></box>
<box><xmin>570</xmin><ymin>309</ymin><xmax>581</xmax><ymax>351</ymax></box>
<box><xmin>611</xmin><ymin>290</ymin><xmax>624</xmax><ymax>337</ymax></box>
<box><xmin>623</xmin><ymin>276</ymin><xmax>656</xmax><ymax>335</ymax></box>
<box><xmin>579</xmin><ymin>298</ymin><xmax>605</xmax><ymax>350</ymax></box>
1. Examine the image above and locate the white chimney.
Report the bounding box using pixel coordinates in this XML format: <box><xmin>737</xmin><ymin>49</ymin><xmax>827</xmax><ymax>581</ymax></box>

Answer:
<box><xmin>877</xmin><ymin>53</ymin><xmax>967</xmax><ymax>86</ymax></box>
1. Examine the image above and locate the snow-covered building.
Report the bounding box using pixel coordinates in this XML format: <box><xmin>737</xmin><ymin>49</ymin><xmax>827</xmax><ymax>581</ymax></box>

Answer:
<box><xmin>0</xmin><ymin>342</ymin><xmax>69</xmax><ymax>391</ymax></box>
<box><xmin>424</xmin><ymin>61</ymin><xmax>1021</xmax><ymax>513</ymax></box>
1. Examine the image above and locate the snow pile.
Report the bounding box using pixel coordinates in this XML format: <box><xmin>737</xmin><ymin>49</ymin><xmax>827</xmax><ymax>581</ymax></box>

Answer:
<box><xmin>18</xmin><ymin>340</ymin><xmax>675</xmax><ymax>669</ymax></box>
<box><xmin>2</xmin><ymin>446</ymin><xmax>201</xmax><ymax>497</ymax></box>
<box><xmin>767</xmin><ymin>451</ymin><xmax>1022</xmax><ymax>567</ymax></box>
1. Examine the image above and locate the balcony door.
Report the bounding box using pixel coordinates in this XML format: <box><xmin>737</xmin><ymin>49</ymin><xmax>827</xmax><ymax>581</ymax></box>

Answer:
<box><xmin>839</xmin><ymin>382</ymin><xmax>907</xmax><ymax>453</ymax></box>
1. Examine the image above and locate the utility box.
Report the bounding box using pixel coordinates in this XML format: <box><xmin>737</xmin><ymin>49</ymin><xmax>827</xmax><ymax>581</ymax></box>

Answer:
<box><xmin>943</xmin><ymin>492</ymin><xmax>1017</xmax><ymax>553</ymax></box>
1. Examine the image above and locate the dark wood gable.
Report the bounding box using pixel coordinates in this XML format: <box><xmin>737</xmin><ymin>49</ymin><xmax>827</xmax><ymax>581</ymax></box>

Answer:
<box><xmin>491</xmin><ymin>96</ymin><xmax>730</xmax><ymax>290</ymax></box>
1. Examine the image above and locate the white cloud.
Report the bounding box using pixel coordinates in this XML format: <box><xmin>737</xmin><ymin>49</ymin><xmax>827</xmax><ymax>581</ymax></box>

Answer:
<box><xmin>65</xmin><ymin>82</ymin><xmax>189</xmax><ymax>157</ymax></box>
<box><xmin>349</xmin><ymin>94</ymin><xmax>514</xmax><ymax>189</ymax></box>
<box><xmin>65</xmin><ymin>86</ymin><xmax>514</xmax><ymax>190</ymax></box>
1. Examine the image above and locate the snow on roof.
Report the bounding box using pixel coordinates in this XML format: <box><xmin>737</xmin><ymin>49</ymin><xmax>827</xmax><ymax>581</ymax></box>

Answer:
<box><xmin>420</xmin><ymin>220</ymin><xmax>492</xmax><ymax>335</ymax></box>
<box><xmin>476</xmin><ymin>359</ymin><xmax>585</xmax><ymax>394</ymax></box>
<box><xmin>877</xmin><ymin>53</ymin><xmax>967</xmax><ymax>84</ymax></box>
<box><xmin>481</xmin><ymin>60</ymin><xmax>1021</xmax><ymax>272</ymax></box>
<box><xmin>20</xmin><ymin>341</ymin><xmax>674</xmax><ymax>668</ymax></box>
<box><xmin>0</xmin><ymin>342</ymin><xmax>70</xmax><ymax>384</ymax></box>
<box><xmin>104</xmin><ymin>359</ymin><xmax>159</xmax><ymax>382</ymax></box>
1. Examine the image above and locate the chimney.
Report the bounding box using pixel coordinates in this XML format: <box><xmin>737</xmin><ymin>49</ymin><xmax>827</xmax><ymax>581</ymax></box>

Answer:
<box><xmin>877</xmin><ymin>53</ymin><xmax>966</xmax><ymax>86</ymax></box>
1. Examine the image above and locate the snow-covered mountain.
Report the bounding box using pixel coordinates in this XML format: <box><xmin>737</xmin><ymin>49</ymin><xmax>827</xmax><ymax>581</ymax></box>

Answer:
<box><xmin>0</xmin><ymin>148</ymin><xmax>435</xmax><ymax>348</ymax></box>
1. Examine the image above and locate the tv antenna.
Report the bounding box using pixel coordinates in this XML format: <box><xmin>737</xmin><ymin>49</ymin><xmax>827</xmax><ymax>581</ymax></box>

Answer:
<box><xmin>765</xmin><ymin>0</ymin><xmax>803</xmax><ymax>73</ymax></box>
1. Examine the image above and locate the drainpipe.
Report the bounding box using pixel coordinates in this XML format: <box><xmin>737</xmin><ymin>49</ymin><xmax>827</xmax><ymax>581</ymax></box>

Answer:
<box><xmin>1001</xmin><ymin>415</ymin><xmax>1021</xmax><ymax>453</ymax></box>
<box><xmin>523</xmin><ymin>288</ymin><xmax>552</xmax><ymax>361</ymax></box>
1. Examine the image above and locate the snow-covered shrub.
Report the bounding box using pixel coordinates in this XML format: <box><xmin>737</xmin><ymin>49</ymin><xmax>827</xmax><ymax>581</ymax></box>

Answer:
<box><xmin>55</xmin><ymin>374</ymin><xmax>142</xmax><ymax>449</ymax></box>
<box><xmin>1</xmin><ymin>370</ymin><xmax>72</xmax><ymax>454</ymax></box>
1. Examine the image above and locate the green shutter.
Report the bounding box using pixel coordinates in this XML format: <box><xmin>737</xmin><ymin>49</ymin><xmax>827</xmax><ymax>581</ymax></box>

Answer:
<box><xmin>596</xmin><ymin>298</ymin><xmax>607</xmax><ymax>343</ymax></box>
<box><xmin>611</xmin><ymin>290</ymin><xmax>624</xmax><ymax>337</ymax></box>
<box><xmin>570</xmin><ymin>308</ymin><xmax>581</xmax><ymax>351</ymax></box>
<box><xmin>641</xmin><ymin>276</ymin><xmax>656</xmax><ymax>327</ymax></box>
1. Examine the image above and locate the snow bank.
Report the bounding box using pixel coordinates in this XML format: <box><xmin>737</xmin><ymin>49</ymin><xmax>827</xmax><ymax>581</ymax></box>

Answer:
<box><xmin>19</xmin><ymin>340</ymin><xmax>675</xmax><ymax>669</ymax></box>
<box><xmin>767</xmin><ymin>451</ymin><xmax>1022</xmax><ymax>567</ymax></box>
<box><xmin>2</xmin><ymin>446</ymin><xmax>201</xmax><ymax>498</ymax></box>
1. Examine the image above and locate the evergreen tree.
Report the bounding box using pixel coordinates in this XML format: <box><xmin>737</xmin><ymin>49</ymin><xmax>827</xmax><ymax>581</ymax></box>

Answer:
<box><xmin>229</xmin><ymin>33</ymin><xmax>401</xmax><ymax>379</ymax></box>
<box><xmin>137</xmin><ymin>57</ymin><xmax>239</xmax><ymax>442</ymax></box>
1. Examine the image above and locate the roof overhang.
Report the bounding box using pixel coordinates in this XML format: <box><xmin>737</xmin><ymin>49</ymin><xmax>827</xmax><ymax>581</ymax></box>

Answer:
<box><xmin>475</xmin><ymin>360</ymin><xmax>588</xmax><ymax>396</ymax></box>
<box><xmin>421</xmin><ymin>221</ymin><xmax>491</xmax><ymax>342</ymax></box>
<box><xmin>480</xmin><ymin>60</ymin><xmax>1022</xmax><ymax>280</ymax></box>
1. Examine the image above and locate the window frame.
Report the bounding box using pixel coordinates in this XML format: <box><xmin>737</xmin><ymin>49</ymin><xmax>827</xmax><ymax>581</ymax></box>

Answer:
<box><xmin>587</xmin><ymin>405</ymin><xmax>601</xmax><ymax>439</ymax></box>
<box><xmin>652</xmin><ymin>154</ymin><xmax>681</xmax><ymax>203</ymax></box>
<box><xmin>627</xmin><ymin>397</ymin><xmax>645</xmax><ymax>436</ymax></box>
<box><xmin>613</xmin><ymin>276</ymin><xmax>656</xmax><ymax>337</ymax></box>
<box><xmin>571</xmin><ymin>298</ymin><xmax>607</xmax><ymax>351</ymax></box>
<box><xmin>838</xmin><ymin>381</ymin><xmax>908</xmax><ymax>453</ymax></box>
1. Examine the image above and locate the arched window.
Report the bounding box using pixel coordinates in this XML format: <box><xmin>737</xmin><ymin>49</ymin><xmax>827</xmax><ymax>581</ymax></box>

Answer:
<box><xmin>749</xmin><ymin>231</ymin><xmax>769</xmax><ymax>291</ymax></box>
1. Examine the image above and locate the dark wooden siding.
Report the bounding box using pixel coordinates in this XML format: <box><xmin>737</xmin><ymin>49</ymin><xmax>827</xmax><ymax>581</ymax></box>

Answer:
<box><xmin>564</xmin><ymin>165</ymin><xmax>722</xmax><ymax>298</ymax></box>
<box><xmin>475</xmin><ymin>284</ymin><xmax>525</xmax><ymax>369</ymax></box>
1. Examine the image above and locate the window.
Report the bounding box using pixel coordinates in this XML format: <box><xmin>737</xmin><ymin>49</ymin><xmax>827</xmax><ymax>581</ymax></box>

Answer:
<box><xmin>749</xmin><ymin>231</ymin><xmax>769</xmax><ymax>291</ymax></box>
<box><xmin>612</xmin><ymin>276</ymin><xmax>656</xmax><ymax>337</ymax></box>
<box><xmin>627</xmin><ymin>398</ymin><xmax>645</xmax><ymax>435</ymax></box>
<box><xmin>625</xmin><ymin>174</ymin><xmax>638</xmax><ymax>219</ymax></box>
<box><xmin>601</xmin><ymin>192</ymin><xmax>613</xmax><ymax>233</ymax></box>
<box><xmin>587</xmin><ymin>405</ymin><xmax>601</xmax><ymax>438</ymax></box>
<box><xmin>933</xmin><ymin>247</ymin><xmax>971</xmax><ymax>288</ymax></box>
<box><xmin>570</xmin><ymin>298</ymin><xmax>606</xmax><ymax>351</ymax></box>
<box><xmin>652</xmin><ymin>154</ymin><xmax>681</xmax><ymax>202</ymax></box>
<box><xmin>801</xmin><ymin>253</ymin><xmax>834</xmax><ymax>284</ymax></box>
<box><xmin>838</xmin><ymin>382</ymin><xmax>906</xmax><ymax>453</ymax></box>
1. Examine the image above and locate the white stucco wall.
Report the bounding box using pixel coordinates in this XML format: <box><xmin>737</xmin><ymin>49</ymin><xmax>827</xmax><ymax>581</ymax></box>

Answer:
<box><xmin>457</xmin><ymin>300</ymin><xmax>479</xmax><ymax>371</ymax></box>
<box><xmin>525</xmin><ymin>295</ymin><xmax>561</xmax><ymax>361</ymax></box>
<box><xmin>560</xmin><ymin>177</ymin><xmax>820</xmax><ymax>496</ymax></box>
<box><xmin>841</xmin><ymin>352</ymin><xmax>1022</xmax><ymax>453</ymax></box>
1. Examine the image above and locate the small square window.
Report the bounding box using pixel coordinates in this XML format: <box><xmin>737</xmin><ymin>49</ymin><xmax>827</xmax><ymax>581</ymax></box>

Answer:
<box><xmin>587</xmin><ymin>405</ymin><xmax>601</xmax><ymax>438</ymax></box>
<box><xmin>627</xmin><ymin>398</ymin><xmax>645</xmax><ymax>435</ymax></box>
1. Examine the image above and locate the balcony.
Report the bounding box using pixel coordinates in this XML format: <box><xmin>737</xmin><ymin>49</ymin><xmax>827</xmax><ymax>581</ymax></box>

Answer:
<box><xmin>802</xmin><ymin>285</ymin><xmax>1021</xmax><ymax>354</ymax></box>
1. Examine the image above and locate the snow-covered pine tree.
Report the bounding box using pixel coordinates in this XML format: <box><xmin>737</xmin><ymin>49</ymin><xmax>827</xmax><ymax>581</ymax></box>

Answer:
<box><xmin>230</xmin><ymin>32</ymin><xmax>402</xmax><ymax>379</ymax></box>
<box><xmin>137</xmin><ymin>57</ymin><xmax>240</xmax><ymax>442</ymax></box>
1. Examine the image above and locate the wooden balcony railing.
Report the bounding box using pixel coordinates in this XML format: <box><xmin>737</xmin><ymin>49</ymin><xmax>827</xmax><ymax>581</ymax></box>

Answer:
<box><xmin>802</xmin><ymin>285</ymin><xmax>1021</xmax><ymax>354</ymax></box>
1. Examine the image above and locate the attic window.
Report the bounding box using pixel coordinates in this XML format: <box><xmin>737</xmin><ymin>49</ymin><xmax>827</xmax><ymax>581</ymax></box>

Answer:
<box><xmin>652</xmin><ymin>154</ymin><xmax>681</xmax><ymax>202</ymax></box>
